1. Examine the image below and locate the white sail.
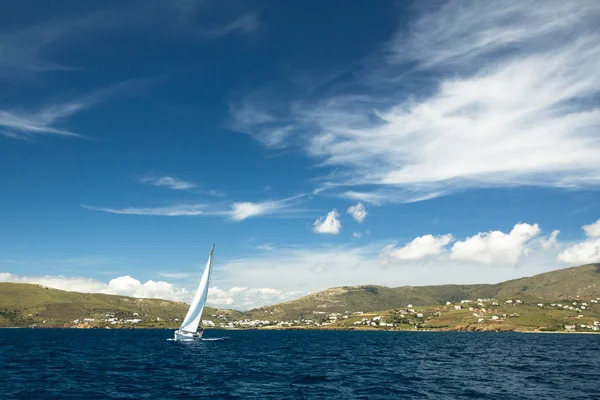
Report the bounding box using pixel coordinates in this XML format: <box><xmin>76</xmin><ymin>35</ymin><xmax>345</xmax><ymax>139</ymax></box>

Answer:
<box><xmin>178</xmin><ymin>244</ymin><xmax>214</xmax><ymax>333</ymax></box>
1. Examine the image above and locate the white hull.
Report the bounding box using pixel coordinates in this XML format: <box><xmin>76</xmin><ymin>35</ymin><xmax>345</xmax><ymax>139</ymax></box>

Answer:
<box><xmin>174</xmin><ymin>330</ymin><xmax>203</xmax><ymax>341</ymax></box>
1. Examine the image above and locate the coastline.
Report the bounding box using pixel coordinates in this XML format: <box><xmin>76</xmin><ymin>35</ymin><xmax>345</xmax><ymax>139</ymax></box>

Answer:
<box><xmin>2</xmin><ymin>326</ymin><xmax>599</xmax><ymax>334</ymax></box>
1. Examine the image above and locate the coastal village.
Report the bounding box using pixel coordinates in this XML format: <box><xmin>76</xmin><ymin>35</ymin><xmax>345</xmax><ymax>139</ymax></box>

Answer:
<box><xmin>60</xmin><ymin>296</ymin><xmax>600</xmax><ymax>333</ymax></box>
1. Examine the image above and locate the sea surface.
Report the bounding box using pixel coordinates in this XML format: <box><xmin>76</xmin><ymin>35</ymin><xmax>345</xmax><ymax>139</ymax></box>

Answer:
<box><xmin>1</xmin><ymin>329</ymin><xmax>599</xmax><ymax>399</ymax></box>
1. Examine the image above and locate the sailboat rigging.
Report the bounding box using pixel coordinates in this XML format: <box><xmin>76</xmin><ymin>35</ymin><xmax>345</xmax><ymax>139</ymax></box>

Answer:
<box><xmin>173</xmin><ymin>244</ymin><xmax>215</xmax><ymax>341</ymax></box>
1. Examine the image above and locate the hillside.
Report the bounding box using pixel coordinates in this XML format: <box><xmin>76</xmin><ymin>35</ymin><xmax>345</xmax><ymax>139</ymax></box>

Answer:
<box><xmin>0</xmin><ymin>283</ymin><xmax>243</xmax><ymax>328</ymax></box>
<box><xmin>247</xmin><ymin>264</ymin><xmax>600</xmax><ymax>320</ymax></box>
<box><xmin>1</xmin><ymin>264</ymin><xmax>599</xmax><ymax>332</ymax></box>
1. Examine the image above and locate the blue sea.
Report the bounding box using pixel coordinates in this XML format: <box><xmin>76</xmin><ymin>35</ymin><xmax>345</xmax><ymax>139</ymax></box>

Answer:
<box><xmin>1</xmin><ymin>329</ymin><xmax>599</xmax><ymax>399</ymax></box>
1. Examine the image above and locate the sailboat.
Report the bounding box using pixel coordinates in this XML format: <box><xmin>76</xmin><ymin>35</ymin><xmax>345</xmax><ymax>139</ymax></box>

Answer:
<box><xmin>173</xmin><ymin>244</ymin><xmax>215</xmax><ymax>341</ymax></box>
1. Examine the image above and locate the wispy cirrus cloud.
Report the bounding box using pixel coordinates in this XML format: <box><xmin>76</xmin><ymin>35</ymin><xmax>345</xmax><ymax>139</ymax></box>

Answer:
<box><xmin>0</xmin><ymin>79</ymin><xmax>145</xmax><ymax>140</ymax></box>
<box><xmin>205</xmin><ymin>13</ymin><xmax>260</xmax><ymax>37</ymax></box>
<box><xmin>0</xmin><ymin>2</ymin><xmax>261</xmax><ymax>78</ymax></box>
<box><xmin>230</xmin><ymin>0</ymin><xmax>600</xmax><ymax>203</ymax></box>
<box><xmin>140</xmin><ymin>174</ymin><xmax>196</xmax><ymax>190</ymax></box>
<box><xmin>81</xmin><ymin>194</ymin><xmax>306</xmax><ymax>221</ymax></box>
<box><xmin>228</xmin><ymin>196</ymin><xmax>300</xmax><ymax>221</ymax></box>
<box><xmin>81</xmin><ymin>204</ymin><xmax>205</xmax><ymax>216</ymax></box>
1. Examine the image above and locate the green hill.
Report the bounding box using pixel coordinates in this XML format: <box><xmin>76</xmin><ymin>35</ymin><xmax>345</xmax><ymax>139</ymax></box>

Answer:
<box><xmin>1</xmin><ymin>264</ymin><xmax>599</xmax><ymax>331</ymax></box>
<box><xmin>0</xmin><ymin>283</ymin><xmax>243</xmax><ymax>328</ymax></box>
<box><xmin>246</xmin><ymin>264</ymin><xmax>600</xmax><ymax>320</ymax></box>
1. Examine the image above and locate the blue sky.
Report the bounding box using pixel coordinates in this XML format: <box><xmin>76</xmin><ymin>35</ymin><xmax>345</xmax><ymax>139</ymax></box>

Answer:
<box><xmin>1</xmin><ymin>0</ymin><xmax>600</xmax><ymax>309</ymax></box>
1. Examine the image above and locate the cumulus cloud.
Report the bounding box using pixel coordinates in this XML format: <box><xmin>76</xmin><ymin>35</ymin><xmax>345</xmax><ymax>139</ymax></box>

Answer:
<box><xmin>450</xmin><ymin>223</ymin><xmax>541</xmax><ymax>265</ymax></box>
<box><xmin>140</xmin><ymin>174</ymin><xmax>196</xmax><ymax>190</ymax></box>
<box><xmin>539</xmin><ymin>230</ymin><xmax>561</xmax><ymax>249</ymax></box>
<box><xmin>380</xmin><ymin>234</ymin><xmax>453</xmax><ymax>261</ymax></box>
<box><xmin>583</xmin><ymin>219</ymin><xmax>600</xmax><ymax>238</ymax></box>
<box><xmin>313</xmin><ymin>209</ymin><xmax>341</xmax><ymax>234</ymax></box>
<box><xmin>208</xmin><ymin>286</ymin><xmax>302</xmax><ymax>310</ymax></box>
<box><xmin>0</xmin><ymin>272</ymin><xmax>301</xmax><ymax>310</ymax></box>
<box><xmin>0</xmin><ymin>272</ymin><xmax>190</xmax><ymax>302</ymax></box>
<box><xmin>558</xmin><ymin>218</ymin><xmax>600</xmax><ymax>265</ymax></box>
<box><xmin>347</xmin><ymin>202</ymin><xmax>367</xmax><ymax>223</ymax></box>
<box><xmin>558</xmin><ymin>239</ymin><xmax>600</xmax><ymax>266</ymax></box>
<box><xmin>352</xmin><ymin>232</ymin><xmax>362</xmax><ymax>239</ymax></box>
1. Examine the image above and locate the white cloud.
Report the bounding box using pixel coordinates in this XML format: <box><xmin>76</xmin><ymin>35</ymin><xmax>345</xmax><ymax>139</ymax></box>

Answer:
<box><xmin>539</xmin><ymin>230</ymin><xmax>561</xmax><ymax>249</ymax></box>
<box><xmin>255</xmin><ymin>243</ymin><xmax>275</xmax><ymax>251</ymax></box>
<box><xmin>81</xmin><ymin>204</ymin><xmax>204</xmax><ymax>216</ymax></box>
<box><xmin>140</xmin><ymin>174</ymin><xmax>195</xmax><ymax>190</ymax></box>
<box><xmin>206</xmin><ymin>13</ymin><xmax>260</xmax><ymax>37</ymax></box>
<box><xmin>1</xmin><ymin>80</ymin><xmax>142</xmax><ymax>139</ymax></box>
<box><xmin>583</xmin><ymin>219</ymin><xmax>600</xmax><ymax>238</ymax></box>
<box><xmin>231</xmin><ymin>1</ymin><xmax>600</xmax><ymax>203</ymax></box>
<box><xmin>347</xmin><ymin>202</ymin><xmax>367</xmax><ymax>223</ymax></box>
<box><xmin>558</xmin><ymin>238</ymin><xmax>600</xmax><ymax>265</ymax></box>
<box><xmin>208</xmin><ymin>286</ymin><xmax>303</xmax><ymax>310</ymax></box>
<box><xmin>0</xmin><ymin>4</ymin><xmax>260</xmax><ymax>78</ymax></box>
<box><xmin>450</xmin><ymin>223</ymin><xmax>541</xmax><ymax>265</ymax></box>
<box><xmin>380</xmin><ymin>234</ymin><xmax>453</xmax><ymax>261</ymax></box>
<box><xmin>313</xmin><ymin>209</ymin><xmax>341</xmax><ymax>234</ymax></box>
<box><xmin>228</xmin><ymin>194</ymin><xmax>305</xmax><ymax>221</ymax></box>
<box><xmin>82</xmin><ymin>194</ymin><xmax>305</xmax><ymax>221</ymax></box>
<box><xmin>229</xmin><ymin>201</ymin><xmax>281</xmax><ymax>221</ymax></box>
<box><xmin>214</xmin><ymin>240</ymin><xmax>564</xmax><ymax>295</ymax></box>
<box><xmin>352</xmin><ymin>232</ymin><xmax>362</xmax><ymax>239</ymax></box>
<box><xmin>0</xmin><ymin>272</ymin><xmax>190</xmax><ymax>302</ymax></box>
<box><xmin>0</xmin><ymin>108</ymin><xmax>79</xmax><ymax>138</ymax></box>
<box><xmin>0</xmin><ymin>271</ymin><xmax>298</xmax><ymax>310</ymax></box>
<box><xmin>558</xmin><ymin>218</ymin><xmax>600</xmax><ymax>265</ymax></box>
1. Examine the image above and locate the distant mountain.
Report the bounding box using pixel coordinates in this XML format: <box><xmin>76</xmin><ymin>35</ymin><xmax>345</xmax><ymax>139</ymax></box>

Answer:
<box><xmin>246</xmin><ymin>264</ymin><xmax>600</xmax><ymax>320</ymax></box>
<box><xmin>0</xmin><ymin>283</ymin><xmax>242</xmax><ymax>328</ymax></box>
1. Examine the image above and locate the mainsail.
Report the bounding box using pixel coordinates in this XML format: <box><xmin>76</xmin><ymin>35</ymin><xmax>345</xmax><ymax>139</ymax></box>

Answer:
<box><xmin>178</xmin><ymin>244</ymin><xmax>214</xmax><ymax>333</ymax></box>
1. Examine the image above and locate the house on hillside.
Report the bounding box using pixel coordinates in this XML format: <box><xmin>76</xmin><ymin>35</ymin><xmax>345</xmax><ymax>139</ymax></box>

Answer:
<box><xmin>454</xmin><ymin>305</ymin><xmax>462</xmax><ymax>310</ymax></box>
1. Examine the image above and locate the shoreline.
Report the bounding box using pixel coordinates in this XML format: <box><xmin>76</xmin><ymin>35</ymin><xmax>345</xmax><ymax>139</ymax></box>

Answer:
<box><xmin>2</xmin><ymin>326</ymin><xmax>599</xmax><ymax>334</ymax></box>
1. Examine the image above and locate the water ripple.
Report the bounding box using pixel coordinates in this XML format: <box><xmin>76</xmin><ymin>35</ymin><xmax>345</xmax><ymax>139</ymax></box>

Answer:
<box><xmin>1</xmin><ymin>329</ymin><xmax>599</xmax><ymax>399</ymax></box>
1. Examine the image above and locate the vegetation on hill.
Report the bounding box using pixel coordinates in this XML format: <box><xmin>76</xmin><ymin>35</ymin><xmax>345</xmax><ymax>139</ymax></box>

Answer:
<box><xmin>0</xmin><ymin>283</ymin><xmax>242</xmax><ymax>328</ymax></box>
<box><xmin>246</xmin><ymin>264</ymin><xmax>600</xmax><ymax>320</ymax></box>
<box><xmin>1</xmin><ymin>264</ymin><xmax>599</xmax><ymax>332</ymax></box>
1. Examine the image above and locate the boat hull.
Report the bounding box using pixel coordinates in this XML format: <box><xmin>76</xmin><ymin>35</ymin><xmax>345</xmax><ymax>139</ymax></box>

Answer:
<box><xmin>173</xmin><ymin>330</ymin><xmax>203</xmax><ymax>342</ymax></box>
